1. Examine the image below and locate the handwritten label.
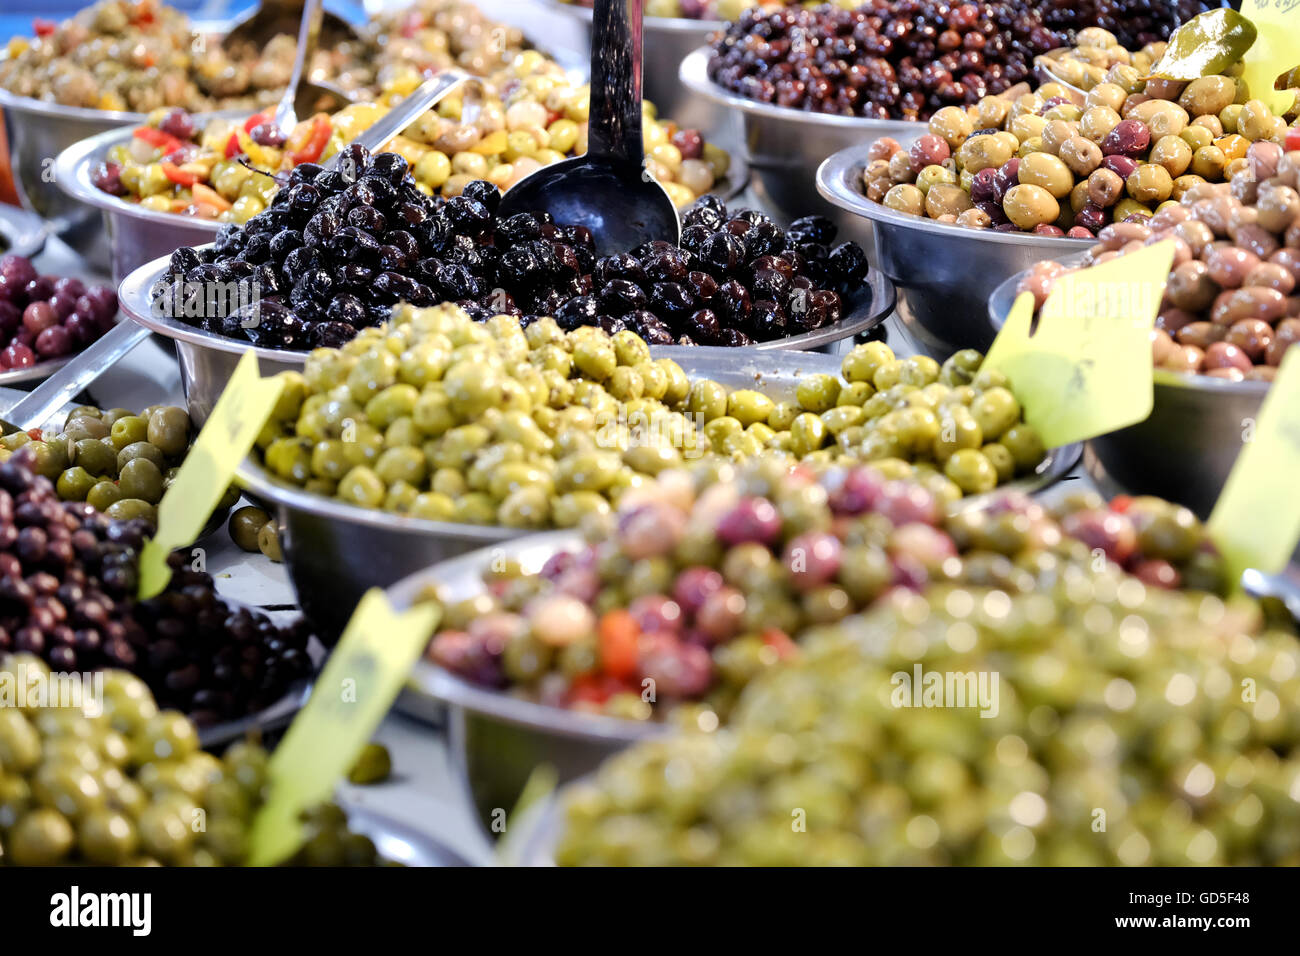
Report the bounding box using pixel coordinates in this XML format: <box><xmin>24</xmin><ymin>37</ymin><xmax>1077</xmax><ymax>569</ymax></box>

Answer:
<box><xmin>982</xmin><ymin>240</ymin><xmax>1177</xmax><ymax>449</ymax></box>
<box><xmin>137</xmin><ymin>352</ymin><xmax>285</xmax><ymax>599</ymax></box>
<box><xmin>1239</xmin><ymin>0</ymin><xmax>1299</xmax><ymax>116</ymax></box>
<box><xmin>247</xmin><ymin>590</ymin><xmax>439</xmax><ymax>866</ymax></box>
<box><xmin>1208</xmin><ymin>348</ymin><xmax>1300</xmax><ymax>586</ymax></box>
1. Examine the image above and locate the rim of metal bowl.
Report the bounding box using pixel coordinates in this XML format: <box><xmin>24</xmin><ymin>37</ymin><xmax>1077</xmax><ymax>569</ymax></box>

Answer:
<box><xmin>757</xmin><ymin>266</ymin><xmax>895</xmax><ymax>350</ymax></box>
<box><xmin>388</xmin><ymin>532</ymin><xmax>673</xmax><ymax>744</ymax></box>
<box><xmin>541</xmin><ymin>0</ymin><xmax>723</xmax><ymax>32</ymax></box>
<box><xmin>55</xmin><ymin>112</ymin><xmax>252</xmax><ymax>237</ymax></box>
<box><xmin>817</xmin><ymin>144</ymin><xmax>1096</xmax><ymax>250</ymax></box>
<box><xmin>57</xmin><ymin>108</ymin><xmax>751</xmax><ymax>227</ymax></box>
<box><xmin>679</xmin><ymin>47</ymin><xmax>928</xmax><ymax>131</ymax></box>
<box><xmin>0</xmin><ymin>204</ymin><xmax>50</xmax><ymax>259</ymax></box>
<box><xmin>0</xmin><ymin>82</ymin><xmax>149</xmax><ymax>124</ymax></box>
<box><xmin>0</xmin><ymin>355</ymin><xmax>74</xmax><ymax>389</ymax></box>
<box><xmin>117</xmin><ymin>246</ymin><xmax>315</xmax><ymax>363</ymax></box>
<box><xmin>987</xmin><ymin>263</ymin><xmax>1273</xmax><ymax>398</ymax></box>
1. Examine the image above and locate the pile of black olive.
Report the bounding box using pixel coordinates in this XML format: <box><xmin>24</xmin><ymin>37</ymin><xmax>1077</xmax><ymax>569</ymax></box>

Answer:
<box><xmin>155</xmin><ymin>144</ymin><xmax>870</xmax><ymax>348</ymax></box>
<box><xmin>563</xmin><ymin>199</ymin><xmax>870</xmax><ymax>345</ymax></box>
<box><xmin>0</xmin><ymin>455</ymin><xmax>314</xmax><ymax>726</ymax></box>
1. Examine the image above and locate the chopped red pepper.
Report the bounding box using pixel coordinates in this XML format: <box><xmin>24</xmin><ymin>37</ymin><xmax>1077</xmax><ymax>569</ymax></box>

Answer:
<box><xmin>598</xmin><ymin>610</ymin><xmax>640</xmax><ymax>680</ymax></box>
<box><xmin>132</xmin><ymin>126</ymin><xmax>183</xmax><ymax>155</ymax></box>
<box><xmin>25</xmin><ymin>428</ymin><xmax>42</xmax><ymax>441</ymax></box>
<box><xmin>288</xmin><ymin>114</ymin><xmax>332</xmax><ymax>166</ymax></box>
<box><xmin>160</xmin><ymin>161</ymin><xmax>199</xmax><ymax>187</ymax></box>
<box><xmin>567</xmin><ymin>673</ymin><xmax>625</xmax><ymax>707</ymax></box>
<box><xmin>1287</xmin><ymin>126</ymin><xmax>1300</xmax><ymax>153</ymax></box>
<box><xmin>760</xmin><ymin>628</ymin><xmax>799</xmax><ymax>660</ymax></box>
<box><xmin>33</xmin><ymin>18</ymin><xmax>56</xmax><ymax>37</ymax></box>
<box><xmin>225</xmin><ymin>131</ymin><xmax>241</xmax><ymax>158</ymax></box>
<box><xmin>1110</xmin><ymin>495</ymin><xmax>1134</xmax><ymax>514</ymax></box>
<box><xmin>243</xmin><ymin>109</ymin><xmax>272</xmax><ymax>134</ymax></box>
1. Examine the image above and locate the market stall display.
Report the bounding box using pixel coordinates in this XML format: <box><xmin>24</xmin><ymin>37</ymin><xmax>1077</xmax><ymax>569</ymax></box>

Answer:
<box><xmin>2</xmin><ymin>0</ymin><xmax>1299</xmax><ymax>878</ymax></box>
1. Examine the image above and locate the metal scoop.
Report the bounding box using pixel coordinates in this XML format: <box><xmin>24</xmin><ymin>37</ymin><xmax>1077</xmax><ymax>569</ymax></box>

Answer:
<box><xmin>495</xmin><ymin>0</ymin><xmax>680</xmax><ymax>256</ymax></box>
<box><xmin>0</xmin><ymin>69</ymin><xmax>474</xmax><ymax>436</ymax></box>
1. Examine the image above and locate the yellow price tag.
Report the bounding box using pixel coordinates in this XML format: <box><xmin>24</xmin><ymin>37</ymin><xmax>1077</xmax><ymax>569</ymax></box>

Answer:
<box><xmin>1239</xmin><ymin>0</ymin><xmax>1299</xmax><ymax>116</ymax></box>
<box><xmin>247</xmin><ymin>590</ymin><xmax>439</xmax><ymax>866</ymax></box>
<box><xmin>1207</xmin><ymin>348</ymin><xmax>1300</xmax><ymax>586</ymax></box>
<box><xmin>137</xmin><ymin>352</ymin><xmax>285</xmax><ymax>599</ymax></box>
<box><xmin>982</xmin><ymin>240</ymin><xmax>1177</xmax><ymax>449</ymax></box>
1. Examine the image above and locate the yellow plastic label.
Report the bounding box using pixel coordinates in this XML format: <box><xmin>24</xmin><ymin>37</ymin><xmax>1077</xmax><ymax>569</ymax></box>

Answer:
<box><xmin>1239</xmin><ymin>0</ymin><xmax>1299</xmax><ymax>116</ymax></box>
<box><xmin>982</xmin><ymin>240</ymin><xmax>1177</xmax><ymax>449</ymax></box>
<box><xmin>247</xmin><ymin>590</ymin><xmax>440</xmax><ymax>866</ymax></box>
<box><xmin>1208</xmin><ymin>348</ymin><xmax>1300</xmax><ymax>586</ymax></box>
<box><xmin>137</xmin><ymin>352</ymin><xmax>285</xmax><ymax>599</ymax></box>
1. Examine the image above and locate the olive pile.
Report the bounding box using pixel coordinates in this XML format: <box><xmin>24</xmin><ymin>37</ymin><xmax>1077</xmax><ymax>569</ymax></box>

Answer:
<box><xmin>159</xmin><ymin>141</ymin><xmax>858</xmax><ymax>349</ymax></box>
<box><xmin>556</xmin><ymin>573</ymin><xmax>1299</xmax><ymax>865</ymax></box>
<box><xmin>865</xmin><ymin>37</ymin><xmax>1292</xmax><ymax>235</ymax></box>
<box><xmin>253</xmin><ymin>305</ymin><xmax>1047</xmax><ymax>529</ymax></box>
<box><xmin>1020</xmin><ymin>144</ymin><xmax>1300</xmax><ymax>382</ymax></box>
<box><xmin>0</xmin><ymin>404</ymin><xmax>197</xmax><ymax>526</ymax></box>
<box><xmin>158</xmin><ymin>147</ymin><xmax>600</xmax><ymax>350</ymax></box>
<box><xmin>0</xmin><ymin>659</ymin><xmax>388</xmax><ymax>866</ymax></box>
<box><xmin>708</xmin><ymin>2</ymin><xmax>1061</xmax><ymax>120</ymax></box>
<box><xmin>0</xmin><ymin>458</ymin><xmax>314</xmax><ymax>726</ymax></box>
<box><xmin>559</xmin><ymin>199</ymin><xmax>868</xmax><ymax>345</ymax></box>
<box><xmin>0</xmin><ymin>255</ymin><xmax>118</xmax><ymax>370</ymax></box>
<box><xmin>425</xmin><ymin>460</ymin><xmax>1218</xmax><ymax>721</ymax></box>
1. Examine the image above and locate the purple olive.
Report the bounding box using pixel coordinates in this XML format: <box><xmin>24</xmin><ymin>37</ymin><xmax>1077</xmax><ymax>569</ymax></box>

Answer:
<box><xmin>716</xmin><ymin>497</ymin><xmax>782</xmax><ymax>546</ymax></box>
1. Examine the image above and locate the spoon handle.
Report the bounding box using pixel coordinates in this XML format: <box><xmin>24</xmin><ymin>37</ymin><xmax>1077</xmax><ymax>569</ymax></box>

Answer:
<box><xmin>3</xmin><ymin>322</ymin><xmax>151</xmax><ymax>433</ymax></box>
<box><xmin>272</xmin><ymin>0</ymin><xmax>325</xmax><ymax>133</ymax></box>
<box><xmin>586</xmin><ymin>0</ymin><xmax>645</xmax><ymax>166</ymax></box>
<box><xmin>345</xmin><ymin>69</ymin><xmax>475</xmax><ymax>158</ymax></box>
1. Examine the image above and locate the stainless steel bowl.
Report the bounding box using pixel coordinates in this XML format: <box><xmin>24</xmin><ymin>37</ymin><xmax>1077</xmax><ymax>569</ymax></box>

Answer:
<box><xmin>387</xmin><ymin>533</ymin><xmax>669</xmax><ymax>832</ymax></box>
<box><xmin>56</xmin><ymin>111</ymin><xmax>750</xmax><ymax>284</ymax></box>
<box><xmin>988</xmin><ymin>267</ymin><xmax>1267</xmax><ymax>519</ymax></box>
<box><xmin>0</xmin><ymin>356</ymin><xmax>74</xmax><ymax>390</ymax></box>
<box><xmin>542</xmin><ymin>0</ymin><xmax>730</xmax><ymax>137</ymax></box>
<box><xmin>0</xmin><ymin>87</ymin><xmax>142</xmax><ymax>264</ymax></box>
<box><xmin>341</xmin><ymin>804</ymin><xmax>473</xmax><ymax>866</ymax></box>
<box><xmin>54</xmin><ymin>116</ymin><xmax>246</xmax><ymax>284</ymax></box>
<box><xmin>222</xmin><ymin>341</ymin><xmax>1074</xmax><ymax>637</ymax></box>
<box><xmin>0</xmin><ymin>202</ymin><xmax>49</xmax><ymax>259</ymax></box>
<box><xmin>117</xmin><ymin>250</ymin><xmax>306</xmax><ymax>426</ymax></box>
<box><xmin>679</xmin><ymin>47</ymin><xmax>925</xmax><ymax>241</ymax></box>
<box><xmin>818</xmin><ymin>142</ymin><xmax>1093</xmax><ymax>353</ymax></box>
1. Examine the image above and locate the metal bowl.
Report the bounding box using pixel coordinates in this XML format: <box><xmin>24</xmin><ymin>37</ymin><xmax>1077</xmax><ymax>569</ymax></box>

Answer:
<box><xmin>818</xmin><ymin>142</ymin><xmax>1093</xmax><ymax>353</ymax></box>
<box><xmin>0</xmin><ymin>202</ymin><xmax>49</xmax><ymax>260</ymax></box>
<box><xmin>193</xmin><ymin>331</ymin><xmax>1077</xmax><ymax>639</ymax></box>
<box><xmin>542</xmin><ymin>0</ymin><xmax>728</xmax><ymax>137</ymax></box>
<box><xmin>679</xmin><ymin>47</ymin><xmax>925</xmax><ymax>241</ymax></box>
<box><xmin>0</xmin><ymin>356</ymin><xmax>74</xmax><ymax>390</ymax></box>
<box><xmin>117</xmin><ymin>251</ymin><xmax>306</xmax><ymax>426</ymax></box>
<box><xmin>387</xmin><ymin>533</ymin><xmax>669</xmax><ymax>833</ymax></box>
<box><xmin>988</xmin><ymin>266</ymin><xmax>1267</xmax><ymax>519</ymax></box>
<box><xmin>0</xmin><ymin>87</ymin><xmax>143</xmax><ymax>264</ymax></box>
<box><xmin>57</xmin><ymin>112</ymin><xmax>750</xmax><ymax>284</ymax></box>
<box><xmin>54</xmin><ymin>114</ymin><xmax>248</xmax><ymax>284</ymax></box>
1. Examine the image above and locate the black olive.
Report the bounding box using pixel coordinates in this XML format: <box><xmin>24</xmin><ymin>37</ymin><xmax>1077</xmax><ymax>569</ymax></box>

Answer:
<box><xmin>290</xmin><ymin>162</ymin><xmax>324</xmax><ymax>184</ymax></box>
<box><xmin>787</xmin><ymin>214</ymin><xmax>836</xmax><ymax>245</ymax></box>
<box><xmin>751</xmin><ymin>299</ymin><xmax>788</xmax><ymax>340</ymax></box>
<box><xmin>828</xmin><ymin>241</ymin><xmax>869</xmax><ymax>286</ymax></box>
<box><xmin>555</xmin><ymin>294</ymin><xmax>601</xmax><ymax>330</ymax></box>
<box><xmin>752</xmin><ymin>268</ymin><xmax>790</xmax><ymax>302</ymax></box>
<box><xmin>331</xmin><ymin>225</ymin><xmax>380</xmax><ymax>263</ymax></box>
<box><xmin>335</xmin><ymin>144</ymin><xmax>370</xmax><ymax>182</ymax></box>
<box><xmin>643</xmin><ymin>249</ymin><xmax>690</xmax><ymax>283</ymax></box>
<box><xmin>313</xmin><ymin>169</ymin><xmax>348</xmax><ymax>194</ymax></box>
<box><xmin>699</xmin><ymin>231</ymin><xmax>746</xmax><ymax>274</ymax></box>
<box><xmin>640</xmin><ymin>315</ymin><xmax>678</xmax><ymax>345</ymax></box>
<box><xmin>599</xmin><ymin>279</ymin><xmax>648</xmax><ymax>314</ymax></box>
<box><xmin>268</xmin><ymin>229</ymin><xmax>303</xmax><ymax>260</ymax></box>
<box><xmin>302</xmin><ymin>209</ymin><xmax>341</xmax><ymax>247</ymax></box>
<box><xmin>434</xmin><ymin>263</ymin><xmax>480</xmax><ymax>300</ymax></box>
<box><xmin>496</xmin><ymin>212</ymin><xmax>542</xmax><ymax>246</ymax></box>
<box><xmin>648</xmin><ymin>281</ymin><xmax>697</xmax><ymax>320</ymax></box>
<box><xmin>168</xmin><ymin>246</ymin><xmax>202</xmax><ymax>275</ymax></box>
<box><xmin>367</xmin><ymin>151</ymin><xmax>410</xmax><ymax>185</ymax></box>
<box><xmin>593</xmin><ymin>253</ymin><xmax>646</xmax><ymax>287</ymax></box>
<box><xmin>715</xmin><ymin>278</ymin><xmax>751</xmax><ymax>327</ymax></box>
<box><xmin>282</xmin><ymin>246</ymin><xmax>322</xmax><ymax>284</ymax></box>
<box><xmin>687</xmin><ymin>308</ymin><xmax>721</xmax><ymax>343</ymax></box>
<box><xmin>346</xmin><ymin>205</ymin><xmax>386</xmax><ymax>234</ymax></box>
<box><xmin>716</xmin><ymin>327</ymin><xmax>754</xmax><ymax>346</ymax></box>
<box><xmin>679</xmin><ymin>223</ymin><xmax>712</xmax><ymax>255</ymax></box>
<box><xmin>461</xmin><ymin>179</ymin><xmax>501</xmax><ymax>214</ymax></box>
<box><xmin>597</xmin><ymin>314</ymin><xmax>628</xmax><ymax>334</ymax></box>
<box><xmin>341</xmin><ymin>263</ymin><xmax>375</xmax><ymax>288</ymax></box>
<box><xmin>443</xmin><ymin>196</ymin><xmax>492</xmax><ymax>235</ymax></box>
<box><xmin>308</xmin><ymin>320</ymin><xmax>357</xmax><ymax>348</ymax></box>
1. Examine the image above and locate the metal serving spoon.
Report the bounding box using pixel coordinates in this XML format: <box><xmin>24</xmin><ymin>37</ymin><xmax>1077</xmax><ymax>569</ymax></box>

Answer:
<box><xmin>495</xmin><ymin>0</ymin><xmax>680</xmax><ymax>256</ymax></box>
<box><xmin>0</xmin><ymin>69</ymin><xmax>474</xmax><ymax>436</ymax></box>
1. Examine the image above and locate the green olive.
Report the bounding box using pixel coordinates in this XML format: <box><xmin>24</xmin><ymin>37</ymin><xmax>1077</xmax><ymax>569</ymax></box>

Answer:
<box><xmin>116</xmin><ymin>441</ymin><xmax>166</xmax><ymax>473</ymax></box>
<box><xmin>55</xmin><ymin>466</ymin><xmax>97</xmax><ymax>502</ymax></box>
<box><xmin>86</xmin><ymin>481</ymin><xmax>125</xmax><ymax>512</ymax></box>
<box><xmin>104</xmin><ymin>499</ymin><xmax>157</xmax><ymax>525</ymax></box>
<box><xmin>109</xmin><ymin>416</ymin><xmax>149</xmax><ymax>450</ymax></box>
<box><xmin>146</xmin><ymin>407</ymin><xmax>191</xmax><ymax>457</ymax></box>
<box><xmin>257</xmin><ymin>522</ymin><xmax>283</xmax><ymax>562</ymax></box>
<box><xmin>228</xmin><ymin>506</ymin><xmax>271</xmax><ymax>552</ymax></box>
<box><xmin>118</xmin><ymin>457</ymin><xmax>164</xmax><ymax>504</ymax></box>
